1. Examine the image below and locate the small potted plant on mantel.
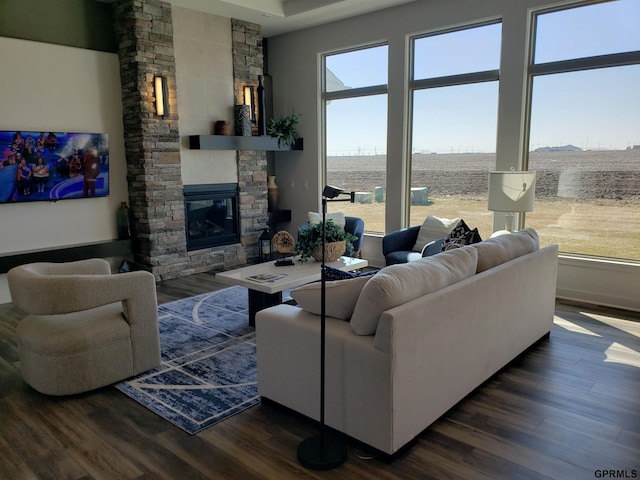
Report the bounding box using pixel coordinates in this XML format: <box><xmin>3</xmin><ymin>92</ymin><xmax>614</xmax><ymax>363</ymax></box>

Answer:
<box><xmin>267</xmin><ymin>112</ymin><xmax>300</xmax><ymax>148</ymax></box>
<box><xmin>296</xmin><ymin>220</ymin><xmax>357</xmax><ymax>262</ymax></box>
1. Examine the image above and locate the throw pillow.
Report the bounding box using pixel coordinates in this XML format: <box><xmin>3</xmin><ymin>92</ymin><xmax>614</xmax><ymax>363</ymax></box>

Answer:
<box><xmin>291</xmin><ymin>274</ymin><xmax>372</xmax><ymax>320</ymax></box>
<box><xmin>420</xmin><ymin>238</ymin><xmax>445</xmax><ymax>257</ymax></box>
<box><xmin>308</xmin><ymin>211</ymin><xmax>346</xmax><ymax>228</ymax></box>
<box><xmin>412</xmin><ymin>215</ymin><xmax>460</xmax><ymax>252</ymax></box>
<box><xmin>350</xmin><ymin>246</ymin><xmax>478</xmax><ymax>336</ymax></box>
<box><xmin>441</xmin><ymin>219</ymin><xmax>482</xmax><ymax>251</ymax></box>
<box><xmin>324</xmin><ymin>265</ymin><xmax>378</xmax><ymax>281</ymax></box>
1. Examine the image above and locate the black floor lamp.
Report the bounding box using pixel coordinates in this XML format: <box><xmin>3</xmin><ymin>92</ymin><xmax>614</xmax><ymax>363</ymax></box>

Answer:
<box><xmin>297</xmin><ymin>185</ymin><xmax>355</xmax><ymax>471</ymax></box>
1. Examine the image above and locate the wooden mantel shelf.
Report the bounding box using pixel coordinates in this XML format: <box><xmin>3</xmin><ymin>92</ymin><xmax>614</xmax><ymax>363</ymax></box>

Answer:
<box><xmin>189</xmin><ymin>135</ymin><xmax>303</xmax><ymax>151</ymax></box>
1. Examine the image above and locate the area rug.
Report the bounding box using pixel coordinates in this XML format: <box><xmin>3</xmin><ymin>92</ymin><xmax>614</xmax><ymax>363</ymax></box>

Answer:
<box><xmin>114</xmin><ymin>286</ymin><xmax>259</xmax><ymax>434</ymax></box>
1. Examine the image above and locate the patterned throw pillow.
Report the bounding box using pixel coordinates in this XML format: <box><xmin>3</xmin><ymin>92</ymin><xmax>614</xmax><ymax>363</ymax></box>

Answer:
<box><xmin>324</xmin><ymin>266</ymin><xmax>377</xmax><ymax>281</ymax></box>
<box><xmin>441</xmin><ymin>219</ymin><xmax>482</xmax><ymax>251</ymax></box>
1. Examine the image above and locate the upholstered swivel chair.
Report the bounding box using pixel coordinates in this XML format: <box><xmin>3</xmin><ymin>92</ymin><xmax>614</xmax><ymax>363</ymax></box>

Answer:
<box><xmin>298</xmin><ymin>216</ymin><xmax>365</xmax><ymax>257</ymax></box>
<box><xmin>8</xmin><ymin>258</ymin><xmax>161</xmax><ymax>396</ymax></box>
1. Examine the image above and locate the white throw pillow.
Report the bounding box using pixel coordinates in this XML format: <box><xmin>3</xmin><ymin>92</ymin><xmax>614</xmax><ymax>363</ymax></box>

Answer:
<box><xmin>308</xmin><ymin>211</ymin><xmax>346</xmax><ymax>228</ymax></box>
<box><xmin>350</xmin><ymin>246</ymin><xmax>478</xmax><ymax>336</ymax></box>
<box><xmin>412</xmin><ymin>215</ymin><xmax>460</xmax><ymax>252</ymax></box>
<box><xmin>291</xmin><ymin>275</ymin><xmax>371</xmax><ymax>320</ymax></box>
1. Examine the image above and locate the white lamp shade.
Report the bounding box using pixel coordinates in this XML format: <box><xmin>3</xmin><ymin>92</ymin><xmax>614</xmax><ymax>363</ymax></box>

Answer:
<box><xmin>488</xmin><ymin>171</ymin><xmax>536</xmax><ymax>212</ymax></box>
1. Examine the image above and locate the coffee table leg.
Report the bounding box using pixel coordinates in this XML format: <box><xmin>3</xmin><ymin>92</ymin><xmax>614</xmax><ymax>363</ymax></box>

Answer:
<box><xmin>248</xmin><ymin>289</ymin><xmax>283</xmax><ymax>326</ymax></box>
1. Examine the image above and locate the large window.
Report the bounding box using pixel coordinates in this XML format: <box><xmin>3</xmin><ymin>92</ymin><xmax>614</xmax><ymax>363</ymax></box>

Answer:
<box><xmin>527</xmin><ymin>0</ymin><xmax>640</xmax><ymax>260</ymax></box>
<box><xmin>322</xmin><ymin>45</ymin><xmax>388</xmax><ymax>233</ymax></box>
<box><xmin>409</xmin><ymin>22</ymin><xmax>501</xmax><ymax>239</ymax></box>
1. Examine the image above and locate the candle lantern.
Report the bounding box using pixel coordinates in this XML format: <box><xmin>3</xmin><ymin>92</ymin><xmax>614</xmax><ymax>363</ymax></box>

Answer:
<box><xmin>259</xmin><ymin>228</ymin><xmax>272</xmax><ymax>263</ymax></box>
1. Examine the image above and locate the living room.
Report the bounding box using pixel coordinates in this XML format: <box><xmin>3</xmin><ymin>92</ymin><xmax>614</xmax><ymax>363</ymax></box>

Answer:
<box><xmin>0</xmin><ymin>0</ymin><xmax>638</xmax><ymax>478</ymax></box>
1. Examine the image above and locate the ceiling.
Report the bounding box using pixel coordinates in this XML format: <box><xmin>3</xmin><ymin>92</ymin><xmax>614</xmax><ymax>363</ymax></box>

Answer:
<box><xmin>109</xmin><ymin>0</ymin><xmax>418</xmax><ymax>37</ymax></box>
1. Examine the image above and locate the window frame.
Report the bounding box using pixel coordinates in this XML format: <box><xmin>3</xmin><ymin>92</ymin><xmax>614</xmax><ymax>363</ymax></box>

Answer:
<box><xmin>523</xmin><ymin>0</ymin><xmax>640</xmax><ymax>260</ymax></box>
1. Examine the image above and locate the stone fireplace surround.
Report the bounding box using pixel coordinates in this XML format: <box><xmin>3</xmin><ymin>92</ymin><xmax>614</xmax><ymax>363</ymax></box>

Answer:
<box><xmin>112</xmin><ymin>0</ymin><xmax>268</xmax><ymax>281</ymax></box>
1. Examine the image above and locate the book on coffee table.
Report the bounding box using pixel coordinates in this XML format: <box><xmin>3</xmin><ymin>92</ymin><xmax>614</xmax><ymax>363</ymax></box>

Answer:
<box><xmin>247</xmin><ymin>273</ymin><xmax>288</xmax><ymax>283</ymax></box>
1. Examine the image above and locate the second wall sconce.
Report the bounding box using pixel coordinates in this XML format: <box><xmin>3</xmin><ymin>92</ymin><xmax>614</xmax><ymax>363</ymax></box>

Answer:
<box><xmin>154</xmin><ymin>75</ymin><xmax>168</xmax><ymax>117</ymax></box>
<box><xmin>243</xmin><ymin>85</ymin><xmax>255</xmax><ymax>122</ymax></box>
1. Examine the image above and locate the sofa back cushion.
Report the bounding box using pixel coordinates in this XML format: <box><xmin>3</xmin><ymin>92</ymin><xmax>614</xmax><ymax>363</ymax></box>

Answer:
<box><xmin>472</xmin><ymin>228</ymin><xmax>539</xmax><ymax>273</ymax></box>
<box><xmin>350</xmin><ymin>246</ymin><xmax>478</xmax><ymax>336</ymax></box>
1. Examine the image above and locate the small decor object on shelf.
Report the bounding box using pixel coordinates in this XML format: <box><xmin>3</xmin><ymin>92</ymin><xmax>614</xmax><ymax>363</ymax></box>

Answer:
<box><xmin>214</xmin><ymin>120</ymin><xmax>231</xmax><ymax>135</ymax></box>
<box><xmin>296</xmin><ymin>220</ymin><xmax>356</xmax><ymax>262</ymax></box>
<box><xmin>234</xmin><ymin>104</ymin><xmax>251</xmax><ymax>136</ymax></box>
<box><xmin>267</xmin><ymin>112</ymin><xmax>300</xmax><ymax>147</ymax></box>
<box><xmin>116</xmin><ymin>201</ymin><xmax>131</xmax><ymax>239</ymax></box>
<box><xmin>267</xmin><ymin>175</ymin><xmax>279</xmax><ymax>212</ymax></box>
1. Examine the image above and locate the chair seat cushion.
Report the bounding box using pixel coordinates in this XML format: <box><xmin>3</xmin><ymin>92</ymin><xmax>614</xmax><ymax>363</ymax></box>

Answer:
<box><xmin>17</xmin><ymin>302</ymin><xmax>129</xmax><ymax>355</ymax></box>
<box><xmin>385</xmin><ymin>251</ymin><xmax>423</xmax><ymax>265</ymax></box>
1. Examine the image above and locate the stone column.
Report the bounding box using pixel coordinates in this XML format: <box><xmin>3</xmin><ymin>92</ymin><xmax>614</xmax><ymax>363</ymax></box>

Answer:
<box><xmin>232</xmin><ymin>19</ymin><xmax>269</xmax><ymax>261</ymax></box>
<box><xmin>112</xmin><ymin>0</ymin><xmax>187</xmax><ymax>280</ymax></box>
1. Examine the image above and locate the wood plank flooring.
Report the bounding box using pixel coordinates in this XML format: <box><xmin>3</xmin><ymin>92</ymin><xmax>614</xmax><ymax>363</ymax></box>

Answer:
<box><xmin>1</xmin><ymin>272</ymin><xmax>638</xmax><ymax>479</ymax></box>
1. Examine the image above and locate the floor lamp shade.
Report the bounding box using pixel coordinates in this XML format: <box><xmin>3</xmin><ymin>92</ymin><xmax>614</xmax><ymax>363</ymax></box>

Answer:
<box><xmin>488</xmin><ymin>171</ymin><xmax>536</xmax><ymax>213</ymax></box>
<box><xmin>488</xmin><ymin>171</ymin><xmax>536</xmax><ymax>231</ymax></box>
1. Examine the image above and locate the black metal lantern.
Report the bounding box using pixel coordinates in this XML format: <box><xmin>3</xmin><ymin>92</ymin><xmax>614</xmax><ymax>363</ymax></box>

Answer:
<box><xmin>259</xmin><ymin>228</ymin><xmax>272</xmax><ymax>263</ymax></box>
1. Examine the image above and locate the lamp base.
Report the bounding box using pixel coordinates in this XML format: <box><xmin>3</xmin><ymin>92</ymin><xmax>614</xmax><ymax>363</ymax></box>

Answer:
<box><xmin>297</xmin><ymin>433</ymin><xmax>346</xmax><ymax>470</ymax></box>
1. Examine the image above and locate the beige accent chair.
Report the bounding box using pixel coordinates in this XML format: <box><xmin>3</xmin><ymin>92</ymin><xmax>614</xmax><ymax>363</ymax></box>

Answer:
<box><xmin>8</xmin><ymin>258</ymin><xmax>161</xmax><ymax>396</ymax></box>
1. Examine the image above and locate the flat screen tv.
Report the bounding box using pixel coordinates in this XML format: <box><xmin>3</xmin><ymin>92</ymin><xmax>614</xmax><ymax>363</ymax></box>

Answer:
<box><xmin>0</xmin><ymin>130</ymin><xmax>109</xmax><ymax>204</ymax></box>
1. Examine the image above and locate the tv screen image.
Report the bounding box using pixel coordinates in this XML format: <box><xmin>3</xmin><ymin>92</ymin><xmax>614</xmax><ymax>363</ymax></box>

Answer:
<box><xmin>0</xmin><ymin>130</ymin><xmax>109</xmax><ymax>204</ymax></box>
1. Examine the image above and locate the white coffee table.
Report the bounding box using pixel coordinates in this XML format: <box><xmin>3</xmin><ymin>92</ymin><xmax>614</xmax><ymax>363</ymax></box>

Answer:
<box><xmin>216</xmin><ymin>256</ymin><xmax>368</xmax><ymax>325</ymax></box>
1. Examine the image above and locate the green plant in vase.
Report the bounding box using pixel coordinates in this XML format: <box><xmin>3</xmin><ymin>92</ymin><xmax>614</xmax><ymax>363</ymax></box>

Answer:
<box><xmin>266</xmin><ymin>112</ymin><xmax>300</xmax><ymax>147</ymax></box>
<box><xmin>296</xmin><ymin>220</ymin><xmax>357</xmax><ymax>262</ymax></box>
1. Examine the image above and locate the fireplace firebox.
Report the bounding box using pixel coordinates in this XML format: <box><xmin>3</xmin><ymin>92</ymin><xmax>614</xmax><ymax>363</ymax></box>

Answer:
<box><xmin>184</xmin><ymin>183</ymin><xmax>239</xmax><ymax>251</ymax></box>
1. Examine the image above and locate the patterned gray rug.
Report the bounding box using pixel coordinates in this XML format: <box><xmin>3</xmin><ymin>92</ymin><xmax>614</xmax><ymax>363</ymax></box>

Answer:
<box><xmin>115</xmin><ymin>286</ymin><xmax>259</xmax><ymax>434</ymax></box>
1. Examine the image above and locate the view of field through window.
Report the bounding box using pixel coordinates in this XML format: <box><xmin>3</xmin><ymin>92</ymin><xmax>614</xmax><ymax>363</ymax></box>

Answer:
<box><xmin>328</xmin><ymin>148</ymin><xmax>640</xmax><ymax>260</ymax></box>
<box><xmin>324</xmin><ymin>0</ymin><xmax>639</xmax><ymax>262</ymax></box>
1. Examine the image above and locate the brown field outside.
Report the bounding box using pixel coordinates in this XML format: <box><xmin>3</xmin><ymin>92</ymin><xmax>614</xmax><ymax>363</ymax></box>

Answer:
<box><xmin>331</xmin><ymin>196</ymin><xmax>640</xmax><ymax>261</ymax></box>
<box><xmin>328</xmin><ymin>149</ymin><xmax>640</xmax><ymax>261</ymax></box>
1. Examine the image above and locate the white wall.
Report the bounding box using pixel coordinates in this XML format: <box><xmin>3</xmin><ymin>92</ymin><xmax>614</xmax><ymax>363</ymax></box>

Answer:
<box><xmin>267</xmin><ymin>0</ymin><xmax>640</xmax><ymax>311</ymax></box>
<box><xmin>0</xmin><ymin>37</ymin><xmax>127</xmax><ymax>303</ymax></box>
<box><xmin>0</xmin><ymin>37</ymin><xmax>127</xmax><ymax>251</ymax></box>
<box><xmin>173</xmin><ymin>6</ymin><xmax>238</xmax><ymax>185</ymax></box>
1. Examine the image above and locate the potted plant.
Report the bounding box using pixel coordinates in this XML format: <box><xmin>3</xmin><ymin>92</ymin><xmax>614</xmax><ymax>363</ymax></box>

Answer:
<box><xmin>296</xmin><ymin>219</ymin><xmax>357</xmax><ymax>262</ymax></box>
<box><xmin>267</xmin><ymin>112</ymin><xmax>300</xmax><ymax>147</ymax></box>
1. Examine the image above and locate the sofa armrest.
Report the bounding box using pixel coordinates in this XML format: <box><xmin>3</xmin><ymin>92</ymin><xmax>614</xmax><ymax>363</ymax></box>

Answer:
<box><xmin>382</xmin><ymin>225</ymin><xmax>420</xmax><ymax>256</ymax></box>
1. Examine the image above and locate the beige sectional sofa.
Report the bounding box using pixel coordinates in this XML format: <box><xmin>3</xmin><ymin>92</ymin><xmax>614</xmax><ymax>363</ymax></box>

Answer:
<box><xmin>255</xmin><ymin>229</ymin><xmax>558</xmax><ymax>456</ymax></box>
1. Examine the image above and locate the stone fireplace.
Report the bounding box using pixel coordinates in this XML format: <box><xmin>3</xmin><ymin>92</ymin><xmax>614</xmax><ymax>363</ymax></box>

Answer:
<box><xmin>112</xmin><ymin>0</ymin><xmax>268</xmax><ymax>281</ymax></box>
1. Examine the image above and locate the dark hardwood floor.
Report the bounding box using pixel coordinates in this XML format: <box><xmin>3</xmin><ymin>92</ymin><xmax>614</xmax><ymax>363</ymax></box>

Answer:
<box><xmin>1</xmin><ymin>272</ymin><xmax>638</xmax><ymax>479</ymax></box>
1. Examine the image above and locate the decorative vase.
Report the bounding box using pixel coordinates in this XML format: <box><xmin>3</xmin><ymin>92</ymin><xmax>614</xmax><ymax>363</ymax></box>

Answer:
<box><xmin>312</xmin><ymin>240</ymin><xmax>346</xmax><ymax>263</ymax></box>
<box><xmin>267</xmin><ymin>175</ymin><xmax>279</xmax><ymax>212</ymax></box>
<box><xmin>234</xmin><ymin>104</ymin><xmax>251</xmax><ymax>136</ymax></box>
<box><xmin>116</xmin><ymin>201</ymin><xmax>131</xmax><ymax>239</ymax></box>
<box><xmin>257</xmin><ymin>75</ymin><xmax>267</xmax><ymax>136</ymax></box>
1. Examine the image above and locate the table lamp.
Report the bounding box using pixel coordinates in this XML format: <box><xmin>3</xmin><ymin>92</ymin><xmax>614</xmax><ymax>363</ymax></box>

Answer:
<box><xmin>488</xmin><ymin>170</ymin><xmax>536</xmax><ymax>232</ymax></box>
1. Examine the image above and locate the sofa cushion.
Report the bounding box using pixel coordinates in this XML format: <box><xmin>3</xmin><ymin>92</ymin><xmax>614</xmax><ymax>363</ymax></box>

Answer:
<box><xmin>350</xmin><ymin>246</ymin><xmax>478</xmax><ymax>335</ymax></box>
<box><xmin>291</xmin><ymin>275</ymin><xmax>371</xmax><ymax>320</ymax></box>
<box><xmin>472</xmin><ymin>228</ymin><xmax>539</xmax><ymax>273</ymax></box>
<box><xmin>308</xmin><ymin>211</ymin><xmax>346</xmax><ymax>228</ymax></box>
<box><xmin>441</xmin><ymin>219</ymin><xmax>482</xmax><ymax>251</ymax></box>
<box><xmin>412</xmin><ymin>215</ymin><xmax>459</xmax><ymax>252</ymax></box>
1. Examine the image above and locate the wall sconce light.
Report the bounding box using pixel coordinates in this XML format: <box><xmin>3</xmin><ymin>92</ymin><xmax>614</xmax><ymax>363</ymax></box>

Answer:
<box><xmin>154</xmin><ymin>75</ymin><xmax>168</xmax><ymax>117</ymax></box>
<box><xmin>243</xmin><ymin>85</ymin><xmax>256</xmax><ymax>122</ymax></box>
